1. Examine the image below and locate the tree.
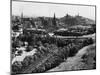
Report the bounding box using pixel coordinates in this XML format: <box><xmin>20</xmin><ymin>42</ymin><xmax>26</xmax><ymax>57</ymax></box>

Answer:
<box><xmin>12</xmin><ymin>25</ymin><xmax>19</xmax><ymax>31</ymax></box>
<box><xmin>39</xmin><ymin>17</ymin><xmax>48</xmax><ymax>29</ymax></box>
<box><xmin>30</xmin><ymin>19</ymin><xmax>35</xmax><ymax>27</ymax></box>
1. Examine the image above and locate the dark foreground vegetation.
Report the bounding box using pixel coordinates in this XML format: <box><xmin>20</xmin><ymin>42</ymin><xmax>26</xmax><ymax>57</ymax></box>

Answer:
<box><xmin>11</xmin><ymin>34</ymin><xmax>94</xmax><ymax>74</ymax></box>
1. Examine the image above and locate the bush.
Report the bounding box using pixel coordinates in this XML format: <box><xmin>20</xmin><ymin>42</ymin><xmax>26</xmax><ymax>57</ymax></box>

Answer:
<box><xmin>22</xmin><ymin>56</ymin><xmax>32</xmax><ymax>67</ymax></box>
<box><xmin>12</xmin><ymin>61</ymin><xmax>22</xmax><ymax>73</ymax></box>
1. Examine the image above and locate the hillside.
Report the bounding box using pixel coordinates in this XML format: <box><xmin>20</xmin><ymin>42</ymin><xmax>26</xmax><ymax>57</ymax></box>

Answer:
<box><xmin>48</xmin><ymin>43</ymin><xmax>96</xmax><ymax>72</ymax></box>
<box><xmin>59</xmin><ymin>14</ymin><xmax>95</xmax><ymax>27</ymax></box>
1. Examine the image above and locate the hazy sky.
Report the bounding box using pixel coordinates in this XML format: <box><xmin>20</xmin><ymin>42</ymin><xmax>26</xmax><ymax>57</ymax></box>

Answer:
<box><xmin>12</xmin><ymin>1</ymin><xmax>95</xmax><ymax>20</ymax></box>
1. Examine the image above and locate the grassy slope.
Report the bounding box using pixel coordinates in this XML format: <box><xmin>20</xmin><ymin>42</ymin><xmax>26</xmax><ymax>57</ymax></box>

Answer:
<box><xmin>48</xmin><ymin>43</ymin><xmax>96</xmax><ymax>72</ymax></box>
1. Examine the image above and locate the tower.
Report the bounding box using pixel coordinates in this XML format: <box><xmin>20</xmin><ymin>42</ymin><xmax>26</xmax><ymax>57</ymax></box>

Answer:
<box><xmin>20</xmin><ymin>12</ymin><xmax>24</xmax><ymax>34</ymax></box>
<box><xmin>21</xmin><ymin>12</ymin><xmax>23</xmax><ymax>23</ymax></box>
<box><xmin>52</xmin><ymin>13</ymin><xmax>56</xmax><ymax>27</ymax></box>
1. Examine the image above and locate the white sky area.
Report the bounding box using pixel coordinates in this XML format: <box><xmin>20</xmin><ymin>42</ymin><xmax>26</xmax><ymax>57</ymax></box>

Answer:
<box><xmin>12</xmin><ymin>1</ymin><xmax>95</xmax><ymax>20</ymax></box>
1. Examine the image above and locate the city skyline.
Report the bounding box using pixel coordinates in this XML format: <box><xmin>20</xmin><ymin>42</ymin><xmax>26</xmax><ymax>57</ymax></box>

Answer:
<box><xmin>12</xmin><ymin>1</ymin><xmax>96</xmax><ymax>20</ymax></box>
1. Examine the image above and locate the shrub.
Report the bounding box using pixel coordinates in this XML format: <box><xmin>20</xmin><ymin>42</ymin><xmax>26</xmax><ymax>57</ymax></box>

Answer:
<box><xmin>12</xmin><ymin>61</ymin><xmax>22</xmax><ymax>73</ymax></box>
<box><xmin>22</xmin><ymin>56</ymin><xmax>32</xmax><ymax>67</ymax></box>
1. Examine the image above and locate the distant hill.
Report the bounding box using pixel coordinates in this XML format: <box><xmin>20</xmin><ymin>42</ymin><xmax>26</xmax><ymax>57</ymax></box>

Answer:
<box><xmin>59</xmin><ymin>14</ymin><xmax>95</xmax><ymax>27</ymax></box>
<box><xmin>75</xmin><ymin>16</ymin><xmax>95</xmax><ymax>25</ymax></box>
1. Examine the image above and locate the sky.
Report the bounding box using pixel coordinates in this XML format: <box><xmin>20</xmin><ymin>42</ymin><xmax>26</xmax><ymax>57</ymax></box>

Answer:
<box><xmin>12</xmin><ymin>1</ymin><xmax>96</xmax><ymax>20</ymax></box>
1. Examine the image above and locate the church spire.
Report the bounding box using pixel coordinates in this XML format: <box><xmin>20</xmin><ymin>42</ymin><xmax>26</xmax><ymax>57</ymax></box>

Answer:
<box><xmin>52</xmin><ymin>13</ymin><xmax>56</xmax><ymax>26</ymax></box>
<box><xmin>21</xmin><ymin>12</ymin><xmax>24</xmax><ymax>24</ymax></box>
<box><xmin>54</xmin><ymin>13</ymin><xmax>56</xmax><ymax>20</ymax></box>
<box><xmin>21</xmin><ymin>12</ymin><xmax>23</xmax><ymax>19</ymax></box>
